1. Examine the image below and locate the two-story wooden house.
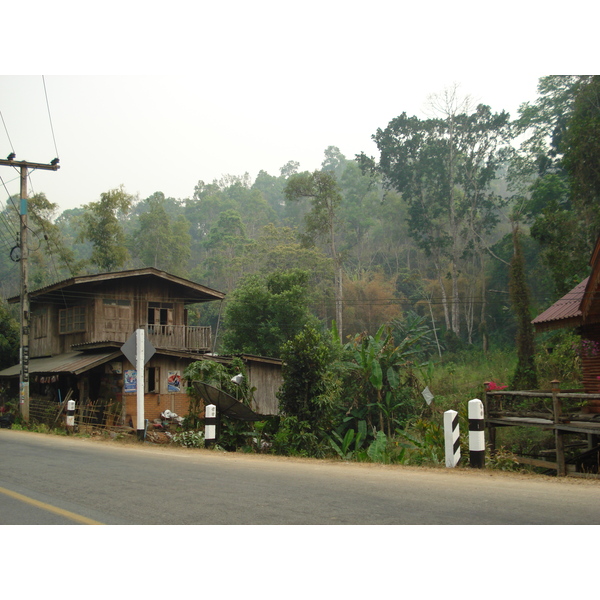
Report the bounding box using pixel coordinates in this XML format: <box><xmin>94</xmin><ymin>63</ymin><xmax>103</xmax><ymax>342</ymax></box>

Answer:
<box><xmin>0</xmin><ymin>268</ymin><xmax>282</xmax><ymax>425</ymax></box>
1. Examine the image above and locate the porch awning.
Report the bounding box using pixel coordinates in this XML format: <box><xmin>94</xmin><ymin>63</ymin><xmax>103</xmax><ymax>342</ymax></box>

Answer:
<box><xmin>0</xmin><ymin>351</ymin><xmax>123</xmax><ymax>378</ymax></box>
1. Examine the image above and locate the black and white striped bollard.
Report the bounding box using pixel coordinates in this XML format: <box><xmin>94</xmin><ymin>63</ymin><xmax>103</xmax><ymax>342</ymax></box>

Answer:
<box><xmin>468</xmin><ymin>398</ymin><xmax>485</xmax><ymax>468</ymax></box>
<box><xmin>66</xmin><ymin>399</ymin><xmax>76</xmax><ymax>433</ymax></box>
<box><xmin>205</xmin><ymin>404</ymin><xmax>217</xmax><ymax>448</ymax></box>
<box><xmin>443</xmin><ymin>409</ymin><xmax>461</xmax><ymax>468</ymax></box>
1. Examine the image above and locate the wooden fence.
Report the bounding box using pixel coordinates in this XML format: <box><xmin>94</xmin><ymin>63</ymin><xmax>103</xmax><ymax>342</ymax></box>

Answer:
<box><xmin>484</xmin><ymin>381</ymin><xmax>600</xmax><ymax>477</ymax></box>
<box><xmin>28</xmin><ymin>393</ymin><xmax>129</xmax><ymax>433</ymax></box>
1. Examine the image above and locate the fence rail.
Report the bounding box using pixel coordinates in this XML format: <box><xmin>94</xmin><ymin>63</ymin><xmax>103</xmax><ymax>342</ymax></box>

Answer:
<box><xmin>28</xmin><ymin>395</ymin><xmax>127</xmax><ymax>432</ymax></box>
<box><xmin>485</xmin><ymin>387</ymin><xmax>600</xmax><ymax>421</ymax></box>
<box><xmin>484</xmin><ymin>383</ymin><xmax>600</xmax><ymax>477</ymax></box>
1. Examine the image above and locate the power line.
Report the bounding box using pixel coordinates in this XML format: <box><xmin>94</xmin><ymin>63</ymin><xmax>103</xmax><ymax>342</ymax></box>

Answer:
<box><xmin>0</xmin><ymin>109</ymin><xmax>16</xmax><ymax>156</ymax></box>
<box><xmin>0</xmin><ymin>283</ymin><xmax>555</xmax><ymax>310</ymax></box>
<box><xmin>0</xmin><ymin>193</ymin><xmax>19</xmax><ymax>244</ymax></box>
<box><xmin>42</xmin><ymin>76</ymin><xmax>60</xmax><ymax>161</ymax></box>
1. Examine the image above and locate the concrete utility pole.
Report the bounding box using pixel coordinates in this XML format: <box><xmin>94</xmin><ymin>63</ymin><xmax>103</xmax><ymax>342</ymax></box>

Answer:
<box><xmin>0</xmin><ymin>157</ymin><xmax>60</xmax><ymax>422</ymax></box>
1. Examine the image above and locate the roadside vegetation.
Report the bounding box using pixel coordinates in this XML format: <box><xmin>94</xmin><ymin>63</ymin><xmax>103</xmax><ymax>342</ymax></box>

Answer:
<box><xmin>1</xmin><ymin>76</ymin><xmax>597</xmax><ymax>475</ymax></box>
<box><xmin>4</xmin><ymin>323</ymin><xmax>580</xmax><ymax>476</ymax></box>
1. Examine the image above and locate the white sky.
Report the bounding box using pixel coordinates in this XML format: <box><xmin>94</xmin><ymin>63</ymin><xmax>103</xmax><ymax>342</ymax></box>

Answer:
<box><xmin>0</xmin><ymin>1</ymin><xmax>596</xmax><ymax>213</ymax></box>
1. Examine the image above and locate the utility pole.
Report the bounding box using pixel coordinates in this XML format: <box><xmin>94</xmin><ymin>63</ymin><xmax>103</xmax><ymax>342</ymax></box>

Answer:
<box><xmin>0</xmin><ymin>156</ymin><xmax>60</xmax><ymax>422</ymax></box>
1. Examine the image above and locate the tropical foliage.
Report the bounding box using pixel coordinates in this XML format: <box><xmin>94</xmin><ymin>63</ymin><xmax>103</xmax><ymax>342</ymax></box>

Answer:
<box><xmin>2</xmin><ymin>76</ymin><xmax>599</xmax><ymax>465</ymax></box>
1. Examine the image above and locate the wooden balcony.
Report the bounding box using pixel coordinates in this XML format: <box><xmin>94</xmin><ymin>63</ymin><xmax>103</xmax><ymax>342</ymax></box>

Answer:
<box><xmin>144</xmin><ymin>324</ymin><xmax>212</xmax><ymax>352</ymax></box>
<box><xmin>77</xmin><ymin>321</ymin><xmax>213</xmax><ymax>354</ymax></box>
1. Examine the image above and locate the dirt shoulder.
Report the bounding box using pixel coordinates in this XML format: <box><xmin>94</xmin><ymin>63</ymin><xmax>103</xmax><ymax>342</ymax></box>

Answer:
<box><xmin>3</xmin><ymin>427</ymin><xmax>599</xmax><ymax>487</ymax></box>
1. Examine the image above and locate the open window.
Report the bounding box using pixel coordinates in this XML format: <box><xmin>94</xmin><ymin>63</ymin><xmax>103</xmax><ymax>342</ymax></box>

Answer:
<box><xmin>145</xmin><ymin>366</ymin><xmax>160</xmax><ymax>393</ymax></box>
<box><xmin>147</xmin><ymin>302</ymin><xmax>174</xmax><ymax>335</ymax></box>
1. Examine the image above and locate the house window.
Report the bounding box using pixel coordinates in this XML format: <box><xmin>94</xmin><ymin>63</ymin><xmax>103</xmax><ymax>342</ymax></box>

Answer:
<box><xmin>59</xmin><ymin>305</ymin><xmax>86</xmax><ymax>334</ymax></box>
<box><xmin>145</xmin><ymin>366</ymin><xmax>160</xmax><ymax>393</ymax></box>
<box><xmin>147</xmin><ymin>302</ymin><xmax>174</xmax><ymax>335</ymax></box>
<box><xmin>103</xmin><ymin>298</ymin><xmax>131</xmax><ymax>307</ymax></box>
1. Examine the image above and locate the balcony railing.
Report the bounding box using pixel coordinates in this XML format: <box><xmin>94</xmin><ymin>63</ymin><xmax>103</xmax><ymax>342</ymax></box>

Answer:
<box><xmin>144</xmin><ymin>324</ymin><xmax>212</xmax><ymax>352</ymax></box>
<box><xmin>85</xmin><ymin>321</ymin><xmax>213</xmax><ymax>352</ymax></box>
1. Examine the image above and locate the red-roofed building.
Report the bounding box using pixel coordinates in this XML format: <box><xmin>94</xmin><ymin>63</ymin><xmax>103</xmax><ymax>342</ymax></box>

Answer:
<box><xmin>533</xmin><ymin>237</ymin><xmax>600</xmax><ymax>393</ymax></box>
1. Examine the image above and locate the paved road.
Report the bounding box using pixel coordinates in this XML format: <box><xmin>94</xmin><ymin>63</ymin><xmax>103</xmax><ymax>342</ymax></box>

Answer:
<box><xmin>1</xmin><ymin>429</ymin><xmax>599</xmax><ymax>525</ymax></box>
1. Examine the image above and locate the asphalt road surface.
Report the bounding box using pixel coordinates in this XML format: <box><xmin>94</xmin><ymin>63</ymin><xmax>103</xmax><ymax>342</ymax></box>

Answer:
<box><xmin>1</xmin><ymin>429</ymin><xmax>600</xmax><ymax>525</ymax></box>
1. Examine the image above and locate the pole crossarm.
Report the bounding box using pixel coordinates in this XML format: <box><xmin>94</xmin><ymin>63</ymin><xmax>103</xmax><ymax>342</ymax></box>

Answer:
<box><xmin>0</xmin><ymin>159</ymin><xmax>60</xmax><ymax>171</ymax></box>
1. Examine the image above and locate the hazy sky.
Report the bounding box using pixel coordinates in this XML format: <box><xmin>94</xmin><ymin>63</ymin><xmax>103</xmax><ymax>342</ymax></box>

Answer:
<box><xmin>0</xmin><ymin>2</ymin><xmax>594</xmax><ymax>214</ymax></box>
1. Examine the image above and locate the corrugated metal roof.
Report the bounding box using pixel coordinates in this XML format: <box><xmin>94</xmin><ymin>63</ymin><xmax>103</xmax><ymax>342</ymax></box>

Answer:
<box><xmin>0</xmin><ymin>351</ymin><xmax>122</xmax><ymax>378</ymax></box>
<box><xmin>532</xmin><ymin>277</ymin><xmax>588</xmax><ymax>332</ymax></box>
<box><xmin>6</xmin><ymin>267</ymin><xmax>225</xmax><ymax>304</ymax></box>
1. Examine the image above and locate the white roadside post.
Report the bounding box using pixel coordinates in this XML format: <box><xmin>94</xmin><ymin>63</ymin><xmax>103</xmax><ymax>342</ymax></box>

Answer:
<box><xmin>66</xmin><ymin>399</ymin><xmax>76</xmax><ymax>433</ymax></box>
<box><xmin>205</xmin><ymin>404</ymin><xmax>217</xmax><ymax>448</ymax></box>
<box><xmin>468</xmin><ymin>398</ymin><xmax>485</xmax><ymax>468</ymax></box>
<box><xmin>121</xmin><ymin>329</ymin><xmax>155</xmax><ymax>442</ymax></box>
<box><xmin>136</xmin><ymin>328</ymin><xmax>145</xmax><ymax>441</ymax></box>
<box><xmin>443</xmin><ymin>409</ymin><xmax>461</xmax><ymax>468</ymax></box>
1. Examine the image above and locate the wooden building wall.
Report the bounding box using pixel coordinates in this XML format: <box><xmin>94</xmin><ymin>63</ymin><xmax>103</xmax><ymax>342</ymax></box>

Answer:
<box><xmin>246</xmin><ymin>359</ymin><xmax>282</xmax><ymax>415</ymax></box>
<box><xmin>29</xmin><ymin>280</ymin><xmax>190</xmax><ymax>358</ymax></box>
<box><xmin>580</xmin><ymin>324</ymin><xmax>600</xmax><ymax>395</ymax></box>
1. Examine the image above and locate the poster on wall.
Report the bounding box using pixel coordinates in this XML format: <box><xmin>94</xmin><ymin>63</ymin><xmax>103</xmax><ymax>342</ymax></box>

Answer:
<box><xmin>168</xmin><ymin>371</ymin><xmax>181</xmax><ymax>392</ymax></box>
<box><xmin>124</xmin><ymin>370</ymin><xmax>137</xmax><ymax>393</ymax></box>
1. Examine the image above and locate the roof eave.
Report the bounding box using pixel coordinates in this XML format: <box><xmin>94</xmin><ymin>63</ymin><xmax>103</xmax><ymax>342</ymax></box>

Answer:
<box><xmin>8</xmin><ymin>267</ymin><xmax>225</xmax><ymax>304</ymax></box>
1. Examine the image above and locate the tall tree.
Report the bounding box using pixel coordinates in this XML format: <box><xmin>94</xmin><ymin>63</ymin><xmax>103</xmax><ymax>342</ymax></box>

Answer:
<box><xmin>512</xmin><ymin>76</ymin><xmax>585</xmax><ymax>180</ymax></box>
<box><xmin>510</xmin><ymin>75</ymin><xmax>597</xmax><ymax>297</ymax></box>
<box><xmin>360</xmin><ymin>102</ymin><xmax>511</xmax><ymax>339</ymax></box>
<box><xmin>338</xmin><ymin>159</ymin><xmax>381</xmax><ymax>274</ymax></box>
<box><xmin>131</xmin><ymin>192</ymin><xmax>191</xmax><ymax>275</ymax></box>
<box><xmin>563</xmin><ymin>75</ymin><xmax>600</xmax><ymax>243</ymax></box>
<box><xmin>78</xmin><ymin>186</ymin><xmax>133</xmax><ymax>272</ymax></box>
<box><xmin>199</xmin><ymin>209</ymin><xmax>252</xmax><ymax>291</ymax></box>
<box><xmin>221</xmin><ymin>269</ymin><xmax>314</xmax><ymax>358</ymax></box>
<box><xmin>284</xmin><ymin>170</ymin><xmax>344</xmax><ymax>340</ymax></box>
<box><xmin>509</xmin><ymin>223</ymin><xmax>538</xmax><ymax>389</ymax></box>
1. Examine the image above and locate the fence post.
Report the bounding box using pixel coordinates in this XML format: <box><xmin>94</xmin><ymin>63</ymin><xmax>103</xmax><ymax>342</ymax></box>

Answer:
<box><xmin>551</xmin><ymin>380</ymin><xmax>566</xmax><ymax>476</ymax></box>
<box><xmin>205</xmin><ymin>404</ymin><xmax>217</xmax><ymax>448</ymax></box>
<box><xmin>483</xmin><ymin>382</ymin><xmax>496</xmax><ymax>453</ymax></box>
<box><xmin>468</xmin><ymin>399</ymin><xmax>485</xmax><ymax>468</ymax></box>
<box><xmin>444</xmin><ymin>410</ymin><xmax>461</xmax><ymax>468</ymax></box>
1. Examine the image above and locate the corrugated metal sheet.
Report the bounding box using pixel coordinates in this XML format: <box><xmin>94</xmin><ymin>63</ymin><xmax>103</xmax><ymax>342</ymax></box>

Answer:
<box><xmin>7</xmin><ymin>267</ymin><xmax>225</xmax><ymax>304</ymax></box>
<box><xmin>0</xmin><ymin>351</ymin><xmax>122</xmax><ymax>378</ymax></box>
<box><xmin>532</xmin><ymin>277</ymin><xmax>588</xmax><ymax>332</ymax></box>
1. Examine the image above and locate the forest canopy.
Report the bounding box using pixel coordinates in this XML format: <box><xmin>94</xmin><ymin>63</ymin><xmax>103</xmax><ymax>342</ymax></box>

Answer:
<box><xmin>1</xmin><ymin>76</ymin><xmax>599</xmax><ymax>359</ymax></box>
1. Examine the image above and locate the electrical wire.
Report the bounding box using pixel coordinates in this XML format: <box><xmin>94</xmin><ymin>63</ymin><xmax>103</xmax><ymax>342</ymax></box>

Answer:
<box><xmin>0</xmin><ymin>108</ymin><xmax>16</xmax><ymax>156</ymax></box>
<box><xmin>0</xmin><ymin>282</ymin><xmax>573</xmax><ymax>309</ymax></box>
<box><xmin>42</xmin><ymin>76</ymin><xmax>60</xmax><ymax>161</ymax></box>
<box><xmin>0</xmin><ymin>202</ymin><xmax>18</xmax><ymax>247</ymax></box>
<box><xmin>0</xmin><ymin>173</ymin><xmax>21</xmax><ymax>217</ymax></box>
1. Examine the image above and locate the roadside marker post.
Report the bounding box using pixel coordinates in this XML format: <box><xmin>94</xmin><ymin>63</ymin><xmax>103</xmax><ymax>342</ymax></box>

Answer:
<box><xmin>443</xmin><ymin>409</ymin><xmax>461</xmax><ymax>468</ymax></box>
<box><xmin>121</xmin><ymin>329</ymin><xmax>155</xmax><ymax>441</ymax></box>
<box><xmin>66</xmin><ymin>399</ymin><xmax>76</xmax><ymax>433</ymax></box>
<box><xmin>468</xmin><ymin>399</ymin><xmax>485</xmax><ymax>468</ymax></box>
<box><xmin>135</xmin><ymin>329</ymin><xmax>145</xmax><ymax>440</ymax></box>
<box><xmin>205</xmin><ymin>404</ymin><xmax>217</xmax><ymax>448</ymax></box>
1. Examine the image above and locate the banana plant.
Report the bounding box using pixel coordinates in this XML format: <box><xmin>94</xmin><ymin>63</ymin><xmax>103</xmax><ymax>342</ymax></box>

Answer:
<box><xmin>343</xmin><ymin>322</ymin><xmax>430</xmax><ymax>434</ymax></box>
<box><xmin>329</xmin><ymin>419</ymin><xmax>367</xmax><ymax>460</ymax></box>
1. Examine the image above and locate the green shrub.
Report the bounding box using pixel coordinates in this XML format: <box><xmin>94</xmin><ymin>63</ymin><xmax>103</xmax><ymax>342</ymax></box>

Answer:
<box><xmin>172</xmin><ymin>430</ymin><xmax>205</xmax><ymax>448</ymax></box>
<box><xmin>535</xmin><ymin>330</ymin><xmax>582</xmax><ymax>387</ymax></box>
<box><xmin>271</xmin><ymin>416</ymin><xmax>327</xmax><ymax>457</ymax></box>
